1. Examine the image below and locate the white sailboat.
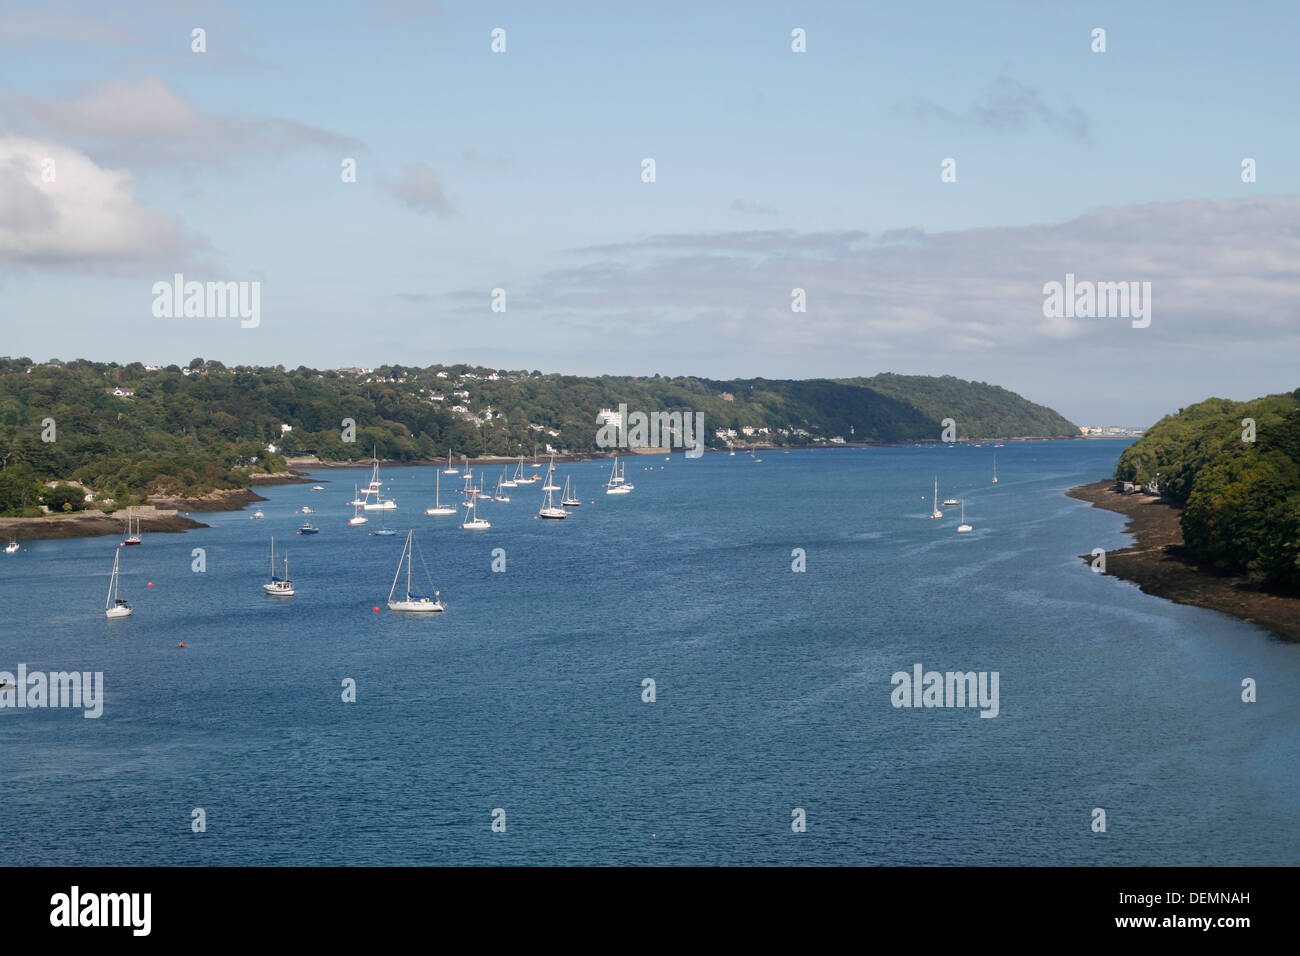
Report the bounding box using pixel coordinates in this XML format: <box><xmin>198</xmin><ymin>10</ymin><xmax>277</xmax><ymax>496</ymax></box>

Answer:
<box><xmin>617</xmin><ymin>459</ymin><xmax>634</xmax><ymax>491</ymax></box>
<box><xmin>461</xmin><ymin>496</ymin><xmax>491</xmax><ymax>529</ymax></box>
<box><xmin>539</xmin><ymin>473</ymin><xmax>568</xmax><ymax>518</ymax></box>
<box><xmin>387</xmin><ymin>530</ymin><xmax>444</xmax><ymax>611</ymax></box>
<box><xmin>349</xmin><ymin>489</ymin><xmax>369</xmax><ymax>525</ymax></box>
<box><xmin>361</xmin><ymin>449</ymin><xmax>397</xmax><ymax>510</ymax></box>
<box><xmin>494</xmin><ymin>471</ymin><xmax>511</xmax><ymax>503</ymax></box>
<box><xmin>606</xmin><ymin>456</ymin><xmax>632</xmax><ymax>495</ymax></box>
<box><xmin>262</xmin><ymin>537</ymin><xmax>295</xmax><ymax>596</ymax></box>
<box><xmin>105</xmin><ymin>548</ymin><xmax>132</xmax><ymax>619</ymax></box>
<box><xmin>500</xmin><ymin>465</ymin><xmax>517</xmax><ymax>489</ymax></box>
<box><xmin>121</xmin><ymin>509</ymin><xmax>142</xmax><ymax>545</ymax></box>
<box><xmin>443</xmin><ymin>450</ymin><xmax>459</xmax><ymax>475</ymax></box>
<box><xmin>957</xmin><ymin>500</ymin><xmax>973</xmax><ymax>533</ymax></box>
<box><xmin>992</xmin><ymin>454</ymin><xmax>998</xmax><ymax>484</ymax></box>
<box><xmin>561</xmin><ymin>475</ymin><xmax>580</xmax><ymax>507</ymax></box>
<box><xmin>542</xmin><ymin>456</ymin><xmax>560</xmax><ymax>491</ymax></box>
<box><xmin>424</xmin><ymin>470</ymin><xmax>457</xmax><ymax>515</ymax></box>
<box><xmin>929</xmin><ymin>477</ymin><xmax>942</xmax><ymax>519</ymax></box>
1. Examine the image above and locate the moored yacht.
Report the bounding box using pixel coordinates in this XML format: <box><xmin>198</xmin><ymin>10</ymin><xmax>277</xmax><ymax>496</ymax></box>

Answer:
<box><xmin>387</xmin><ymin>530</ymin><xmax>444</xmax><ymax>612</ymax></box>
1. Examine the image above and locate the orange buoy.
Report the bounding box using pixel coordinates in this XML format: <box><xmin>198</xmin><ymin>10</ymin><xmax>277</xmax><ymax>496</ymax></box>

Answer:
<box><xmin>373</xmin><ymin>606</ymin><xmax>380</xmax><ymax>613</ymax></box>
<box><xmin>178</xmin><ymin>642</ymin><xmax>185</xmax><ymax>648</ymax></box>
<box><xmin>147</xmin><ymin>582</ymin><xmax>153</xmax><ymax>587</ymax></box>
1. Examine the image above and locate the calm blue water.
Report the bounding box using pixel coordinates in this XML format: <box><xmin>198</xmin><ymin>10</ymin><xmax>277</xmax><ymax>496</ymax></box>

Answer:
<box><xmin>2</xmin><ymin>441</ymin><xmax>1298</xmax><ymax>865</ymax></box>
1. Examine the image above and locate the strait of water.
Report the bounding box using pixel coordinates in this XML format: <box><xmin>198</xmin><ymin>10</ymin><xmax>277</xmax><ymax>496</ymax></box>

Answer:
<box><xmin>1</xmin><ymin>440</ymin><xmax>1297</xmax><ymax>865</ymax></box>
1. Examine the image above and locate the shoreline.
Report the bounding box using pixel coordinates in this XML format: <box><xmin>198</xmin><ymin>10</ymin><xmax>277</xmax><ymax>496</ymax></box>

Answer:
<box><xmin>0</xmin><ymin>508</ymin><xmax>209</xmax><ymax>542</ymax></box>
<box><xmin>1066</xmin><ymin>480</ymin><xmax>1300</xmax><ymax>643</ymax></box>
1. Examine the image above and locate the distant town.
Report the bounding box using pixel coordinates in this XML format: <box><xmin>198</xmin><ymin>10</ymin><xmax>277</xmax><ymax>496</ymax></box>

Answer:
<box><xmin>1077</xmin><ymin>425</ymin><xmax>1145</xmax><ymax>438</ymax></box>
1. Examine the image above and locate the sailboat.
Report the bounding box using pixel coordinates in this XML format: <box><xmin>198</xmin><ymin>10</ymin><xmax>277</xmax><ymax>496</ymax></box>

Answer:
<box><xmin>929</xmin><ymin>477</ymin><xmax>943</xmax><ymax>519</ymax></box>
<box><xmin>543</xmin><ymin>456</ymin><xmax>560</xmax><ymax>491</ymax></box>
<box><xmin>387</xmin><ymin>529</ymin><xmax>444</xmax><ymax>612</ymax></box>
<box><xmin>617</xmin><ymin>459</ymin><xmax>634</xmax><ymax>490</ymax></box>
<box><xmin>539</xmin><ymin>473</ymin><xmax>568</xmax><ymax>518</ymax></box>
<box><xmin>425</xmin><ymin>470</ymin><xmax>457</xmax><ymax>515</ymax></box>
<box><xmin>561</xmin><ymin>475</ymin><xmax>581</xmax><ymax>507</ymax></box>
<box><xmin>361</xmin><ymin>448</ymin><xmax>397</xmax><ymax>510</ymax></box>
<box><xmin>494</xmin><ymin>471</ymin><xmax>511</xmax><ymax>502</ymax></box>
<box><xmin>349</xmin><ymin>490</ymin><xmax>369</xmax><ymax>525</ymax></box>
<box><xmin>957</xmin><ymin>500</ymin><xmax>973</xmax><ymax>533</ymax></box>
<box><xmin>121</xmin><ymin>510</ymin><xmax>142</xmax><ymax>545</ymax></box>
<box><xmin>262</xmin><ymin>537</ymin><xmax>295</xmax><ymax>596</ymax></box>
<box><xmin>606</xmin><ymin>456</ymin><xmax>632</xmax><ymax>495</ymax></box>
<box><xmin>461</xmin><ymin>496</ymin><xmax>491</xmax><ymax>529</ymax></box>
<box><xmin>105</xmin><ymin>548</ymin><xmax>132</xmax><ymax>618</ymax></box>
<box><xmin>500</xmin><ymin>465</ymin><xmax>517</xmax><ymax>489</ymax></box>
<box><xmin>443</xmin><ymin>450</ymin><xmax>459</xmax><ymax>475</ymax></box>
<box><xmin>511</xmin><ymin>457</ymin><xmax>528</xmax><ymax>484</ymax></box>
<box><xmin>992</xmin><ymin>454</ymin><xmax>998</xmax><ymax>484</ymax></box>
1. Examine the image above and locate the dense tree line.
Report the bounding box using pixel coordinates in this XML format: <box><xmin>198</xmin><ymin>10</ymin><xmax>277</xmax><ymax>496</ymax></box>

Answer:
<box><xmin>0</xmin><ymin>356</ymin><xmax>1077</xmax><ymax>514</ymax></box>
<box><xmin>1115</xmin><ymin>389</ymin><xmax>1300</xmax><ymax>592</ymax></box>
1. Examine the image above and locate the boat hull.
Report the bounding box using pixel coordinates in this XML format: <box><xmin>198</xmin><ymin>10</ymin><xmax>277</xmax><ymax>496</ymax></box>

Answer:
<box><xmin>388</xmin><ymin>600</ymin><xmax>444</xmax><ymax>613</ymax></box>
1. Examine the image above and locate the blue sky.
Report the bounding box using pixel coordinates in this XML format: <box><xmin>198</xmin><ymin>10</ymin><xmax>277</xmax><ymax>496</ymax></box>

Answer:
<box><xmin>2</xmin><ymin>0</ymin><xmax>1298</xmax><ymax>425</ymax></box>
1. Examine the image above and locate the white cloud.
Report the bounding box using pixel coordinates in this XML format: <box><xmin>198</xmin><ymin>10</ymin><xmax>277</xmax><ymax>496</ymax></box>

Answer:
<box><xmin>0</xmin><ymin>136</ymin><xmax>204</xmax><ymax>271</ymax></box>
<box><xmin>528</xmin><ymin>196</ymin><xmax>1300</xmax><ymax>362</ymax></box>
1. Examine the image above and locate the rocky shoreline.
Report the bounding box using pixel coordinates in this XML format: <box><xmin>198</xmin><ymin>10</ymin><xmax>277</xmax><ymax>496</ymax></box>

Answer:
<box><xmin>1066</xmin><ymin>480</ymin><xmax>1300</xmax><ymax>643</ymax></box>
<box><xmin>0</xmin><ymin>508</ymin><xmax>209</xmax><ymax>542</ymax></box>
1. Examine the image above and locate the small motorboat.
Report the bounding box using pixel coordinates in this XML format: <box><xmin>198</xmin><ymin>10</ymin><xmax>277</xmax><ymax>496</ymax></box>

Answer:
<box><xmin>297</xmin><ymin>522</ymin><xmax>320</xmax><ymax>535</ymax></box>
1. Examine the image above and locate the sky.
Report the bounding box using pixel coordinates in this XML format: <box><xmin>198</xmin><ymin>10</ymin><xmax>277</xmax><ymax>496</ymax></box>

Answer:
<box><xmin>1</xmin><ymin>0</ymin><xmax>1298</xmax><ymax>426</ymax></box>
